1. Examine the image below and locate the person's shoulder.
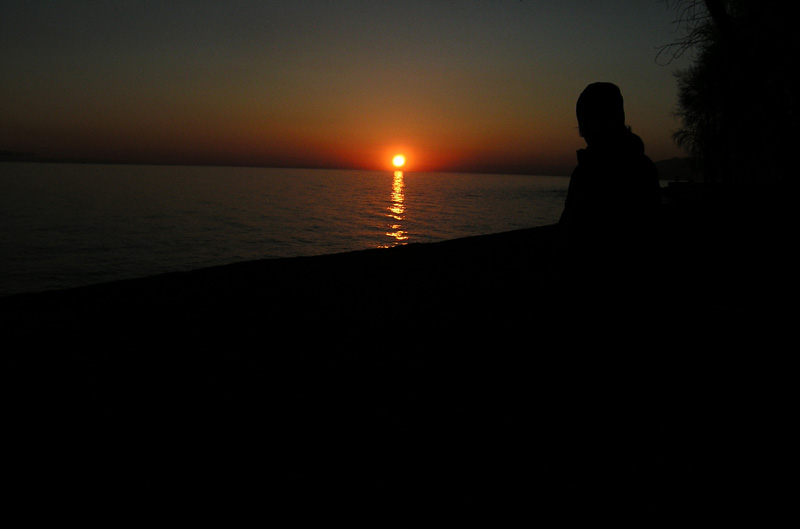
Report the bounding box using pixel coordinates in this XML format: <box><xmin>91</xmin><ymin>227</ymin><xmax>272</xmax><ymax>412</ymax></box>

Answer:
<box><xmin>624</xmin><ymin>131</ymin><xmax>646</xmax><ymax>155</ymax></box>
<box><xmin>639</xmin><ymin>153</ymin><xmax>656</xmax><ymax>169</ymax></box>
<box><xmin>638</xmin><ymin>153</ymin><xmax>658</xmax><ymax>176</ymax></box>
<box><xmin>624</xmin><ymin>132</ymin><xmax>657</xmax><ymax>170</ymax></box>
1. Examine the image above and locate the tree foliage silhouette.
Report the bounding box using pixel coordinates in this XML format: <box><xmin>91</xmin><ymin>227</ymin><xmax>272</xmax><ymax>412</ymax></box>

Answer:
<box><xmin>662</xmin><ymin>1</ymin><xmax>797</xmax><ymax>185</ymax></box>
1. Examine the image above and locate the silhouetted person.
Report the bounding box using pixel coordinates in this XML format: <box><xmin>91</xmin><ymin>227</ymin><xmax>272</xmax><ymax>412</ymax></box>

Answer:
<box><xmin>558</xmin><ymin>83</ymin><xmax>661</xmax><ymax>302</ymax></box>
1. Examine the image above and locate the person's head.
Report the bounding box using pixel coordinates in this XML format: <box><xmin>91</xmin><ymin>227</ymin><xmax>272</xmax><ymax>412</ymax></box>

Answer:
<box><xmin>576</xmin><ymin>82</ymin><xmax>626</xmax><ymax>145</ymax></box>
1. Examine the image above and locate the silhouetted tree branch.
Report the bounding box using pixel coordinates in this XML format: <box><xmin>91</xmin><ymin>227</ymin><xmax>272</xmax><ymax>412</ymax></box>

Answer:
<box><xmin>656</xmin><ymin>1</ymin><xmax>714</xmax><ymax>64</ymax></box>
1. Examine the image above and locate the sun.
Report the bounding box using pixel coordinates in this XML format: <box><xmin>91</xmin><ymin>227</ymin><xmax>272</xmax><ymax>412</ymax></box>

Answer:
<box><xmin>392</xmin><ymin>154</ymin><xmax>406</xmax><ymax>168</ymax></box>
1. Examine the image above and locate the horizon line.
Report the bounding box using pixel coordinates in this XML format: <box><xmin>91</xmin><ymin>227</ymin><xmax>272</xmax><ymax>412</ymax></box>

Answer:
<box><xmin>1</xmin><ymin>151</ymin><xmax>691</xmax><ymax>178</ymax></box>
<box><xmin>0</xmin><ymin>152</ymin><xmax>578</xmax><ymax>177</ymax></box>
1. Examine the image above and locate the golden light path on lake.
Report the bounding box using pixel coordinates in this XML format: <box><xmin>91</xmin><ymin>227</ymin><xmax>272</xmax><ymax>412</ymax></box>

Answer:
<box><xmin>384</xmin><ymin>170</ymin><xmax>407</xmax><ymax>247</ymax></box>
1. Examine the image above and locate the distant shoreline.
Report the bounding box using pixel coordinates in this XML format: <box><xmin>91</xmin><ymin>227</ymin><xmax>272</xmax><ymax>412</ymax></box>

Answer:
<box><xmin>0</xmin><ymin>154</ymin><xmax>572</xmax><ymax>176</ymax></box>
<box><xmin>1</xmin><ymin>152</ymin><xmax>696</xmax><ymax>180</ymax></box>
<box><xmin>0</xmin><ymin>153</ymin><xmax>363</xmax><ymax>173</ymax></box>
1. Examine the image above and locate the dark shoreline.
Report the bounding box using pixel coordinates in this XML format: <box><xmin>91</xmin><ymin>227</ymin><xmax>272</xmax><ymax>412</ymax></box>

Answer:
<box><xmin>5</xmin><ymin>196</ymin><xmax>790</xmax><ymax>522</ymax></box>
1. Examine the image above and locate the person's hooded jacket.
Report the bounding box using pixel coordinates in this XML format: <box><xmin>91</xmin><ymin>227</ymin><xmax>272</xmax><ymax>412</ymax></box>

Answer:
<box><xmin>559</xmin><ymin>129</ymin><xmax>661</xmax><ymax>248</ymax></box>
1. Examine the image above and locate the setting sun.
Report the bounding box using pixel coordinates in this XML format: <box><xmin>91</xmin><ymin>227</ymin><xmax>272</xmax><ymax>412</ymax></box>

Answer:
<box><xmin>392</xmin><ymin>154</ymin><xmax>406</xmax><ymax>168</ymax></box>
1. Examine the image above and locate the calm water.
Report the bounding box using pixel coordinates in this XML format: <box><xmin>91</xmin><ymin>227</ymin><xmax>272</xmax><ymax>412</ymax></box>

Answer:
<box><xmin>0</xmin><ymin>162</ymin><xmax>569</xmax><ymax>296</ymax></box>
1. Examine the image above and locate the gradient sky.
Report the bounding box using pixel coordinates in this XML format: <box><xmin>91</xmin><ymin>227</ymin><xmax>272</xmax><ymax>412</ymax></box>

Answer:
<box><xmin>1</xmin><ymin>1</ymin><xmax>691</xmax><ymax>174</ymax></box>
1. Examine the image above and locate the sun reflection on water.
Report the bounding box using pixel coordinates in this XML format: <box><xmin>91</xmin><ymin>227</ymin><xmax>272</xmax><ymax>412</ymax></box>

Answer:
<box><xmin>384</xmin><ymin>170</ymin><xmax>408</xmax><ymax>246</ymax></box>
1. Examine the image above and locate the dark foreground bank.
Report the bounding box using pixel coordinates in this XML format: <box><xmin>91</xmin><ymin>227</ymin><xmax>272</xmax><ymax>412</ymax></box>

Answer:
<box><xmin>4</xmin><ymin>191</ymin><xmax>791</xmax><ymax>524</ymax></box>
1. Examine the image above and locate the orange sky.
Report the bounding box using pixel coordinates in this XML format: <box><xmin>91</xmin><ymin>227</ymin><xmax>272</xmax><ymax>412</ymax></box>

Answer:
<box><xmin>1</xmin><ymin>1</ymin><xmax>691</xmax><ymax>175</ymax></box>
